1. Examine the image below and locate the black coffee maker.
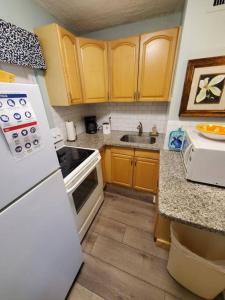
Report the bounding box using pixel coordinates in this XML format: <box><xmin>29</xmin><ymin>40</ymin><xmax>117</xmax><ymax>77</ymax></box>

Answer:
<box><xmin>84</xmin><ymin>116</ymin><xmax>97</xmax><ymax>134</ymax></box>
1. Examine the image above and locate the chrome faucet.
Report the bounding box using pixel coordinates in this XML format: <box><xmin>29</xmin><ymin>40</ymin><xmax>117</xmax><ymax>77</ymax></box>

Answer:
<box><xmin>137</xmin><ymin>122</ymin><xmax>143</xmax><ymax>136</ymax></box>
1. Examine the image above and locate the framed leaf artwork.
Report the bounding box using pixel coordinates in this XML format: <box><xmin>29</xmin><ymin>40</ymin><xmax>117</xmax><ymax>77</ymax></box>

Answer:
<box><xmin>179</xmin><ymin>56</ymin><xmax>225</xmax><ymax>117</ymax></box>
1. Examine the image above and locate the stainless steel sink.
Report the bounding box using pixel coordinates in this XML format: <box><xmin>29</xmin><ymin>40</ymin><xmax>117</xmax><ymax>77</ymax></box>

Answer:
<box><xmin>120</xmin><ymin>134</ymin><xmax>156</xmax><ymax>144</ymax></box>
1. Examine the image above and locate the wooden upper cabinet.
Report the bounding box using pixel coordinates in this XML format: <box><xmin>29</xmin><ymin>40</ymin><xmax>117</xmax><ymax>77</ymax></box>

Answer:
<box><xmin>77</xmin><ymin>38</ymin><xmax>108</xmax><ymax>103</ymax></box>
<box><xmin>138</xmin><ymin>27</ymin><xmax>179</xmax><ymax>101</ymax></box>
<box><xmin>108</xmin><ymin>36</ymin><xmax>139</xmax><ymax>102</ymax></box>
<box><xmin>58</xmin><ymin>27</ymin><xmax>83</xmax><ymax>104</ymax></box>
<box><xmin>34</xmin><ymin>24</ymin><xmax>82</xmax><ymax>106</ymax></box>
<box><xmin>35</xmin><ymin>23</ymin><xmax>179</xmax><ymax>106</ymax></box>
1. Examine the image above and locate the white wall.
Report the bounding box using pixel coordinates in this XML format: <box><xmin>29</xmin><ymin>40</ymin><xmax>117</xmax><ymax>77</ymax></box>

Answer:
<box><xmin>164</xmin><ymin>0</ymin><xmax>225</xmax><ymax>147</ymax></box>
<box><xmin>169</xmin><ymin>0</ymin><xmax>225</xmax><ymax>120</ymax></box>
<box><xmin>84</xmin><ymin>11</ymin><xmax>182</xmax><ymax>39</ymax></box>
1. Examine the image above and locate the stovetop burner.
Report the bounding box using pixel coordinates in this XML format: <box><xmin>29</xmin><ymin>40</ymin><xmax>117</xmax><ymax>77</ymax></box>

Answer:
<box><xmin>56</xmin><ymin>146</ymin><xmax>95</xmax><ymax>178</ymax></box>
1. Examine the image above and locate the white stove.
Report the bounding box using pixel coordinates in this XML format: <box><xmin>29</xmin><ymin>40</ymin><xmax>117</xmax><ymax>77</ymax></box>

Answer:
<box><xmin>52</xmin><ymin>128</ymin><xmax>104</xmax><ymax>240</ymax></box>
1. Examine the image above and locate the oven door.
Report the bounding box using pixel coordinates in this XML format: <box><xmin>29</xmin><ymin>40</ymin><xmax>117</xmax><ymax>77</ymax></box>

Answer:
<box><xmin>66</xmin><ymin>160</ymin><xmax>103</xmax><ymax>240</ymax></box>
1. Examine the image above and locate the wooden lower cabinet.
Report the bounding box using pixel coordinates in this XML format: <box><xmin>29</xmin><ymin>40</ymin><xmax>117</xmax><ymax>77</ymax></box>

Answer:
<box><xmin>106</xmin><ymin>147</ymin><xmax>159</xmax><ymax>193</ymax></box>
<box><xmin>154</xmin><ymin>195</ymin><xmax>171</xmax><ymax>250</ymax></box>
<box><xmin>133</xmin><ymin>157</ymin><xmax>159</xmax><ymax>193</ymax></box>
<box><xmin>111</xmin><ymin>153</ymin><xmax>133</xmax><ymax>187</ymax></box>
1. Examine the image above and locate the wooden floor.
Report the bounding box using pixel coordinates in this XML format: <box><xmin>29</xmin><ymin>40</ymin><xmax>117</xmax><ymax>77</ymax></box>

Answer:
<box><xmin>68</xmin><ymin>192</ymin><xmax>223</xmax><ymax>300</ymax></box>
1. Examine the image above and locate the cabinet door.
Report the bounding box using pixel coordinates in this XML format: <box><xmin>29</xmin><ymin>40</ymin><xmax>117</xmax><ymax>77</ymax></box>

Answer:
<box><xmin>77</xmin><ymin>38</ymin><xmax>108</xmax><ymax>103</ymax></box>
<box><xmin>138</xmin><ymin>27</ymin><xmax>179</xmax><ymax>101</ymax></box>
<box><xmin>111</xmin><ymin>154</ymin><xmax>133</xmax><ymax>187</ymax></box>
<box><xmin>59</xmin><ymin>28</ymin><xmax>83</xmax><ymax>104</ymax></box>
<box><xmin>34</xmin><ymin>24</ymin><xmax>70</xmax><ymax>106</ymax></box>
<box><xmin>108</xmin><ymin>36</ymin><xmax>139</xmax><ymax>102</ymax></box>
<box><xmin>133</xmin><ymin>157</ymin><xmax>159</xmax><ymax>193</ymax></box>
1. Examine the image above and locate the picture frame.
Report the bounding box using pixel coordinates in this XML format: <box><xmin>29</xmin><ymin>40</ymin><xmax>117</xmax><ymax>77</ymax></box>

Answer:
<box><xmin>179</xmin><ymin>56</ymin><xmax>225</xmax><ymax>117</ymax></box>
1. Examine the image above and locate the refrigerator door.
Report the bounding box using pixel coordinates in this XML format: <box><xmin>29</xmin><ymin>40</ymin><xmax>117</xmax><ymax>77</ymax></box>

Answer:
<box><xmin>0</xmin><ymin>170</ymin><xmax>83</xmax><ymax>300</ymax></box>
<box><xmin>0</xmin><ymin>83</ymin><xmax>59</xmax><ymax>210</ymax></box>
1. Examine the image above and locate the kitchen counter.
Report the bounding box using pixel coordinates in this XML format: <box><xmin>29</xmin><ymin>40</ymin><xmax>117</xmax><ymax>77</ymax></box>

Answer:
<box><xmin>67</xmin><ymin>130</ymin><xmax>165</xmax><ymax>151</ymax></box>
<box><xmin>66</xmin><ymin>130</ymin><xmax>225</xmax><ymax>235</ymax></box>
<box><xmin>159</xmin><ymin>150</ymin><xmax>225</xmax><ymax>235</ymax></box>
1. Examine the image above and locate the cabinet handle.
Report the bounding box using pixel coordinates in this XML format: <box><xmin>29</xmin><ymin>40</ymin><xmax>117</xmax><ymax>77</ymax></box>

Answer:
<box><xmin>130</xmin><ymin>159</ymin><xmax>133</xmax><ymax>166</ymax></box>
<box><xmin>133</xmin><ymin>92</ymin><xmax>137</xmax><ymax>101</ymax></box>
<box><xmin>134</xmin><ymin>159</ymin><xmax>137</xmax><ymax>166</ymax></box>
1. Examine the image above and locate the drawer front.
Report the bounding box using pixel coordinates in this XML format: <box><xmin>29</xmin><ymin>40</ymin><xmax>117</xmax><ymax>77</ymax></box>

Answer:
<box><xmin>111</xmin><ymin>147</ymin><xmax>134</xmax><ymax>156</ymax></box>
<box><xmin>134</xmin><ymin>149</ymin><xmax>159</xmax><ymax>160</ymax></box>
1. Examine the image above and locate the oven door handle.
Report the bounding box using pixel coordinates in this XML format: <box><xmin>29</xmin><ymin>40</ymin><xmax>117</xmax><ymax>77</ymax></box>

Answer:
<box><xmin>66</xmin><ymin>156</ymin><xmax>101</xmax><ymax>194</ymax></box>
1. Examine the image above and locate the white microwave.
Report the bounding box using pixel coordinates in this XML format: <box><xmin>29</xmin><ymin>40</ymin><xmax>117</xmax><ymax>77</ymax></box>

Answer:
<box><xmin>181</xmin><ymin>129</ymin><xmax>225</xmax><ymax>187</ymax></box>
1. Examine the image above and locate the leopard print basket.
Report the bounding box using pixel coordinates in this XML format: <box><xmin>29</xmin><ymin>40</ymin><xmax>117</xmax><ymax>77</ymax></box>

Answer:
<box><xmin>0</xmin><ymin>19</ymin><xmax>46</xmax><ymax>70</ymax></box>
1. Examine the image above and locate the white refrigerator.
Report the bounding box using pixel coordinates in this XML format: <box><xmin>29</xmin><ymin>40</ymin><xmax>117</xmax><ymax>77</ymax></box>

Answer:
<box><xmin>0</xmin><ymin>83</ymin><xmax>83</xmax><ymax>300</ymax></box>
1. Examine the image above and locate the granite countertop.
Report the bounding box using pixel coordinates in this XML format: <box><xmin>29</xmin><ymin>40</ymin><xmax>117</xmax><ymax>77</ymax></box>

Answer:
<box><xmin>66</xmin><ymin>130</ymin><xmax>164</xmax><ymax>151</ymax></box>
<box><xmin>159</xmin><ymin>150</ymin><xmax>225</xmax><ymax>235</ymax></box>
<box><xmin>66</xmin><ymin>130</ymin><xmax>225</xmax><ymax>234</ymax></box>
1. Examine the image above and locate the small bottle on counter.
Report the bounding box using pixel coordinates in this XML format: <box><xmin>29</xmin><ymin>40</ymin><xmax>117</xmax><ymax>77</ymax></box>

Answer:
<box><xmin>103</xmin><ymin>122</ymin><xmax>111</xmax><ymax>135</ymax></box>
<box><xmin>150</xmin><ymin>124</ymin><xmax>159</xmax><ymax>136</ymax></box>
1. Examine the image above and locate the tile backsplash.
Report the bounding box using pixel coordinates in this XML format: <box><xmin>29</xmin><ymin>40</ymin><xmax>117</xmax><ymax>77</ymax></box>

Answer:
<box><xmin>51</xmin><ymin>105</ymin><xmax>89</xmax><ymax>140</ymax></box>
<box><xmin>90</xmin><ymin>102</ymin><xmax>169</xmax><ymax>133</ymax></box>
<box><xmin>51</xmin><ymin>102</ymin><xmax>169</xmax><ymax>140</ymax></box>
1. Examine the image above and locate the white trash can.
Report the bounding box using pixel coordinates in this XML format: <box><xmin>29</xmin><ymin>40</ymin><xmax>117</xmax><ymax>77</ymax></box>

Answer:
<box><xmin>167</xmin><ymin>222</ymin><xmax>225</xmax><ymax>299</ymax></box>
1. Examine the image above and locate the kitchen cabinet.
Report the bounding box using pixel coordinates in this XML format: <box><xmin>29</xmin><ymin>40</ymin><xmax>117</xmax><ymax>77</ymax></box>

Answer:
<box><xmin>110</xmin><ymin>147</ymin><xmax>159</xmax><ymax>193</ymax></box>
<box><xmin>133</xmin><ymin>149</ymin><xmax>159</xmax><ymax>193</ymax></box>
<box><xmin>111</xmin><ymin>148</ymin><xmax>134</xmax><ymax>187</ymax></box>
<box><xmin>76</xmin><ymin>37</ymin><xmax>109</xmax><ymax>103</ymax></box>
<box><xmin>133</xmin><ymin>158</ymin><xmax>159</xmax><ymax>193</ymax></box>
<box><xmin>35</xmin><ymin>24</ymin><xmax>83</xmax><ymax>106</ymax></box>
<box><xmin>137</xmin><ymin>27</ymin><xmax>179</xmax><ymax>101</ymax></box>
<box><xmin>154</xmin><ymin>195</ymin><xmax>171</xmax><ymax>250</ymax></box>
<box><xmin>36</xmin><ymin>23</ymin><xmax>179</xmax><ymax>105</ymax></box>
<box><xmin>108</xmin><ymin>36</ymin><xmax>139</xmax><ymax>102</ymax></box>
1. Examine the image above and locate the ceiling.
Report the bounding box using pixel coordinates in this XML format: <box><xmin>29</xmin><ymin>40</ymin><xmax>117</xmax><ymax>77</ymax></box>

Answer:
<box><xmin>35</xmin><ymin>0</ymin><xmax>185</xmax><ymax>34</ymax></box>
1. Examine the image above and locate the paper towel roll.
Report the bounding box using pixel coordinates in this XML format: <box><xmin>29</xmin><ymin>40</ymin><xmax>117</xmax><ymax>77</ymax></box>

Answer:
<box><xmin>65</xmin><ymin>121</ymin><xmax>76</xmax><ymax>141</ymax></box>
